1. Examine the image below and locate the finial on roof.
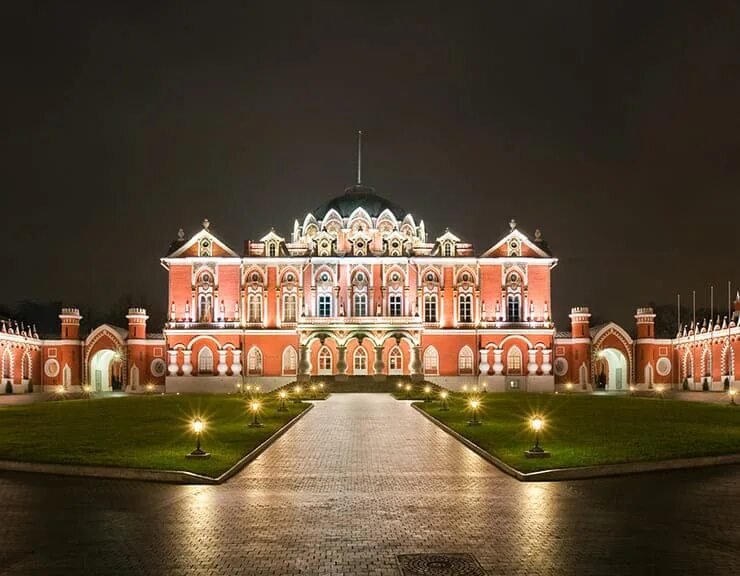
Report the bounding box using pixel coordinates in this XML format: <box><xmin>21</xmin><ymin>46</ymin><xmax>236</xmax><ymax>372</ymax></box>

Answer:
<box><xmin>535</xmin><ymin>229</ymin><xmax>542</xmax><ymax>241</ymax></box>
<box><xmin>509</xmin><ymin>219</ymin><xmax>517</xmax><ymax>231</ymax></box>
<box><xmin>177</xmin><ymin>228</ymin><xmax>185</xmax><ymax>241</ymax></box>
<box><xmin>356</xmin><ymin>130</ymin><xmax>363</xmax><ymax>185</ymax></box>
<box><xmin>202</xmin><ymin>218</ymin><xmax>210</xmax><ymax>230</ymax></box>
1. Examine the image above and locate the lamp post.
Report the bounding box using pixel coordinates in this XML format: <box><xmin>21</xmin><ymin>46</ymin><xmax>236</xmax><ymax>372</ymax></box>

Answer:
<box><xmin>729</xmin><ymin>388</ymin><xmax>737</xmax><ymax>405</ymax></box>
<box><xmin>439</xmin><ymin>390</ymin><xmax>449</xmax><ymax>411</ymax></box>
<box><xmin>311</xmin><ymin>384</ymin><xmax>317</xmax><ymax>399</ymax></box>
<box><xmin>424</xmin><ymin>385</ymin><xmax>431</xmax><ymax>403</ymax></box>
<box><xmin>405</xmin><ymin>384</ymin><xmax>412</xmax><ymax>399</ymax></box>
<box><xmin>467</xmin><ymin>398</ymin><xmax>482</xmax><ymax>426</ymax></box>
<box><xmin>186</xmin><ymin>418</ymin><xmax>210</xmax><ymax>458</ymax></box>
<box><xmin>248</xmin><ymin>400</ymin><xmax>264</xmax><ymax>428</ymax></box>
<box><xmin>278</xmin><ymin>390</ymin><xmax>288</xmax><ymax>412</ymax></box>
<box><xmin>525</xmin><ymin>416</ymin><xmax>550</xmax><ymax>458</ymax></box>
<box><xmin>293</xmin><ymin>385</ymin><xmax>302</xmax><ymax>403</ymax></box>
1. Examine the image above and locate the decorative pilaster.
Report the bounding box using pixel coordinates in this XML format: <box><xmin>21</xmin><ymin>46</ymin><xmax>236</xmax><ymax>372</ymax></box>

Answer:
<box><xmin>336</xmin><ymin>346</ymin><xmax>347</xmax><ymax>378</ymax></box>
<box><xmin>479</xmin><ymin>348</ymin><xmax>490</xmax><ymax>375</ymax></box>
<box><xmin>168</xmin><ymin>350</ymin><xmax>179</xmax><ymax>376</ymax></box>
<box><xmin>182</xmin><ymin>350</ymin><xmax>193</xmax><ymax>376</ymax></box>
<box><xmin>527</xmin><ymin>350</ymin><xmax>538</xmax><ymax>375</ymax></box>
<box><xmin>493</xmin><ymin>349</ymin><xmax>504</xmax><ymax>375</ymax></box>
<box><xmin>217</xmin><ymin>350</ymin><xmax>228</xmax><ymax>376</ymax></box>
<box><xmin>231</xmin><ymin>350</ymin><xmax>242</xmax><ymax>376</ymax></box>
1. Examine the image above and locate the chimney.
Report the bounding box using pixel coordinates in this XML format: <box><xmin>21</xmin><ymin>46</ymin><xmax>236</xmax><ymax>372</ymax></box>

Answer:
<box><xmin>126</xmin><ymin>308</ymin><xmax>149</xmax><ymax>339</ymax></box>
<box><xmin>569</xmin><ymin>306</ymin><xmax>591</xmax><ymax>338</ymax></box>
<box><xmin>59</xmin><ymin>308</ymin><xmax>82</xmax><ymax>340</ymax></box>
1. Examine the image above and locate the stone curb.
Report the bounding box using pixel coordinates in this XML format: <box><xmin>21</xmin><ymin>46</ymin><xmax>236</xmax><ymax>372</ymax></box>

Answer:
<box><xmin>411</xmin><ymin>403</ymin><xmax>740</xmax><ymax>482</ymax></box>
<box><xmin>0</xmin><ymin>403</ymin><xmax>314</xmax><ymax>485</ymax></box>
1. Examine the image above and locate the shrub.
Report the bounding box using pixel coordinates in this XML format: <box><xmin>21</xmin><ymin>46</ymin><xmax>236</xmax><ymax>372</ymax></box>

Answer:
<box><xmin>702</xmin><ymin>378</ymin><xmax>709</xmax><ymax>391</ymax></box>
<box><xmin>682</xmin><ymin>378</ymin><xmax>689</xmax><ymax>391</ymax></box>
<box><xmin>5</xmin><ymin>381</ymin><xmax>13</xmax><ymax>394</ymax></box>
<box><xmin>724</xmin><ymin>377</ymin><xmax>730</xmax><ymax>391</ymax></box>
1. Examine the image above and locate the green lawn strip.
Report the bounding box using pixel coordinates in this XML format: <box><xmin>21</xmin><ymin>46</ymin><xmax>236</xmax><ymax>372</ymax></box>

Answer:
<box><xmin>415</xmin><ymin>393</ymin><xmax>740</xmax><ymax>473</ymax></box>
<box><xmin>0</xmin><ymin>395</ymin><xmax>308</xmax><ymax>478</ymax></box>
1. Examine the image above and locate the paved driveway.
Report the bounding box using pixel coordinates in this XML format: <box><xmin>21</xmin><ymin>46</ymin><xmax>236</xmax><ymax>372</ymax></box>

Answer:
<box><xmin>0</xmin><ymin>393</ymin><xmax>737</xmax><ymax>575</ymax></box>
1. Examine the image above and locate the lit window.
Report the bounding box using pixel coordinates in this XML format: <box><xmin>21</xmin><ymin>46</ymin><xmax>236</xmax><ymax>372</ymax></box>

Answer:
<box><xmin>353</xmin><ymin>293</ymin><xmax>367</xmax><ymax>316</ymax></box>
<box><xmin>423</xmin><ymin>346</ymin><xmax>439</xmax><ymax>374</ymax></box>
<box><xmin>354</xmin><ymin>347</ymin><xmax>368</xmax><ymax>373</ymax></box>
<box><xmin>424</xmin><ymin>294</ymin><xmax>437</xmax><ymax>322</ymax></box>
<box><xmin>507</xmin><ymin>295</ymin><xmax>521</xmax><ymax>322</ymax></box>
<box><xmin>282</xmin><ymin>347</ymin><xmax>297</xmax><ymax>375</ymax></box>
<box><xmin>268</xmin><ymin>243</ymin><xmax>277</xmax><ymax>257</ymax></box>
<box><xmin>247</xmin><ymin>347</ymin><xmax>262</xmax><ymax>375</ymax></box>
<box><xmin>389</xmin><ymin>347</ymin><xmax>403</xmax><ymax>374</ymax></box>
<box><xmin>443</xmin><ymin>243</ymin><xmax>452</xmax><ymax>257</ymax></box>
<box><xmin>318</xmin><ymin>347</ymin><xmax>332</xmax><ymax>374</ymax></box>
<box><xmin>248</xmin><ymin>294</ymin><xmax>262</xmax><ymax>323</ymax></box>
<box><xmin>389</xmin><ymin>294</ymin><xmax>402</xmax><ymax>316</ymax></box>
<box><xmin>283</xmin><ymin>294</ymin><xmax>297</xmax><ymax>322</ymax></box>
<box><xmin>458</xmin><ymin>346</ymin><xmax>474</xmax><ymax>374</ymax></box>
<box><xmin>507</xmin><ymin>347</ymin><xmax>522</xmax><ymax>375</ymax></box>
<box><xmin>198</xmin><ymin>347</ymin><xmax>214</xmax><ymax>374</ymax></box>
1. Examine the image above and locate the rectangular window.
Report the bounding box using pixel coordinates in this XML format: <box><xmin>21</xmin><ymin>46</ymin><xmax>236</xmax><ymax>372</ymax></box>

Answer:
<box><xmin>459</xmin><ymin>295</ymin><xmax>472</xmax><ymax>323</ymax></box>
<box><xmin>424</xmin><ymin>295</ymin><xmax>437</xmax><ymax>322</ymax></box>
<box><xmin>318</xmin><ymin>295</ymin><xmax>332</xmax><ymax>317</ymax></box>
<box><xmin>248</xmin><ymin>296</ymin><xmax>262</xmax><ymax>323</ymax></box>
<box><xmin>353</xmin><ymin>294</ymin><xmax>367</xmax><ymax>316</ymax></box>
<box><xmin>283</xmin><ymin>296</ymin><xmax>296</xmax><ymax>322</ymax></box>
<box><xmin>389</xmin><ymin>295</ymin><xmax>402</xmax><ymax>317</ymax></box>
<box><xmin>507</xmin><ymin>295</ymin><xmax>520</xmax><ymax>322</ymax></box>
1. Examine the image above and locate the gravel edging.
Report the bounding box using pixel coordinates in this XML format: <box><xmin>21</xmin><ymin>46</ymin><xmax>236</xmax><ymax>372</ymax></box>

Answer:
<box><xmin>0</xmin><ymin>403</ymin><xmax>314</xmax><ymax>485</ymax></box>
<box><xmin>411</xmin><ymin>403</ymin><xmax>740</xmax><ymax>482</ymax></box>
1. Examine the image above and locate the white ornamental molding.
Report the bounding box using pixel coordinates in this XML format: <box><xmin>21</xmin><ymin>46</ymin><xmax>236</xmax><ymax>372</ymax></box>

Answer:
<box><xmin>553</xmin><ymin>357</ymin><xmax>568</xmax><ymax>377</ymax></box>
<box><xmin>44</xmin><ymin>358</ymin><xmax>60</xmax><ymax>378</ymax></box>
<box><xmin>656</xmin><ymin>357</ymin><xmax>671</xmax><ymax>377</ymax></box>
<box><xmin>150</xmin><ymin>358</ymin><xmax>166</xmax><ymax>378</ymax></box>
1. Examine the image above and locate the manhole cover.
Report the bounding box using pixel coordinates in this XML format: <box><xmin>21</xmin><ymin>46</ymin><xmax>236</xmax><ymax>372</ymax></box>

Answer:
<box><xmin>397</xmin><ymin>553</ymin><xmax>487</xmax><ymax>576</ymax></box>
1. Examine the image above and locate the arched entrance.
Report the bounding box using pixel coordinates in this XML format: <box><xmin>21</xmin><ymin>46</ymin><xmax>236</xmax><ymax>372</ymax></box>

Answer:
<box><xmin>89</xmin><ymin>349</ymin><xmax>120</xmax><ymax>392</ymax></box>
<box><xmin>596</xmin><ymin>348</ymin><xmax>628</xmax><ymax>390</ymax></box>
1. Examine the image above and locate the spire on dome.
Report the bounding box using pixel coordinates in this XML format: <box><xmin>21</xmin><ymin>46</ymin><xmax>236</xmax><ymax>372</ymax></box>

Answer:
<box><xmin>356</xmin><ymin>130</ymin><xmax>362</xmax><ymax>185</ymax></box>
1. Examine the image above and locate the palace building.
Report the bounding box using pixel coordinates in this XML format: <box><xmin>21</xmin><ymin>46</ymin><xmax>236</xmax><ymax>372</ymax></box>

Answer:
<box><xmin>2</xmin><ymin>180</ymin><xmax>738</xmax><ymax>395</ymax></box>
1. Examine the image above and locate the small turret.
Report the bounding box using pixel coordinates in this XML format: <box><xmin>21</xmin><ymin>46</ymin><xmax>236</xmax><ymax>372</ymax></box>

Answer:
<box><xmin>126</xmin><ymin>308</ymin><xmax>149</xmax><ymax>339</ymax></box>
<box><xmin>59</xmin><ymin>307</ymin><xmax>82</xmax><ymax>340</ymax></box>
<box><xmin>635</xmin><ymin>307</ymin><xmax>656</xmax><ymax>339</ymax></box>
<box><xmin>569</xmin><ymin>307</ymin><xmax>591</xmax><ymax>338</ymax></box>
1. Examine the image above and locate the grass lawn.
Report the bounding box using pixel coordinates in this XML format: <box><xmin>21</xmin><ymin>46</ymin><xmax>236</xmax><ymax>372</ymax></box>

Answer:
<box><xmin>0</xmin><ymin>394</ymin><xmax>309</xmax><ymax>478</ymax></box>
<box><xmin>415</xmin><ymin>392</ymin><xmax>740</xmax><ymax>473</ymax></box>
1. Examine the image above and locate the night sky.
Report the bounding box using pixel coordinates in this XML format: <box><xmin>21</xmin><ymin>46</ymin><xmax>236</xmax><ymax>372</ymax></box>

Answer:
<box><xmin>2</xmin><ymin>1</ymin><xmax>738</xmax><ymax>331</ymax></box>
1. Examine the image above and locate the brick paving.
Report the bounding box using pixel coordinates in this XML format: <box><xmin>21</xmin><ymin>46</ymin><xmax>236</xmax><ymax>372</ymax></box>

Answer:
<box><xmin>0</xmin><ymin>393</ymin><xmax>737</xmax><ymax>575</ymax></box>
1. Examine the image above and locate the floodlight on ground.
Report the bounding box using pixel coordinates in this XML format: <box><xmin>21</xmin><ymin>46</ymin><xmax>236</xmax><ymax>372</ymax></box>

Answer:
<box><xmin>525</xmin><ymin>416</ymin><xmax>550</xmax><ymax>458</ymax></box>
<box><xmin>655</xmin><ymin>384</ymin><xmax>665</xmax><ymax>398</ymax></box>
<box><xmin>146</xmin><ymin>383</ymin><xmax>155</xmax><ymax>394</ymax></box>
<box><xmin>729</xmin><ymin>388</ymin><xmax>737</xmax><ymax>405</ymax></box>
<box><xmin>293</xmin><ymin>385</ymin><xmax>302</xmax><ymax>403</ymax></box>
<box><xmin>248</xmin><ymin>400</ymin><xmax>264</xmax><ymax>428</ymax></box>
<box><xmin>565</xmin><ymin>382</ymin><xmax>573</xmax><ymax>393</ymax></box>
<box><xmin>439</xmin><ymin>390</ymin><xmax>449</xmax><ymax>411</ymax></box>
<box><xmin>629</xmin><ymin>384</ymin><xmax>636</xmax><ymax>396</ymax></box>
<box><xmin>187</xmin><ymin>417</ymin><xmax>210</xmax><ymax>459</ymax></box>
<box><xmin>424</xmin><ymin>385</ymin><xmax>431</xmax><ymax>403</ymax></box>
<box><xmin>467</xmin><ymin>397</ymin><xmax>482</xmax><ymax>426</ymax></box>
<box><xmin>405</xmin><ymin>383</ymin><xmax>412</xmax><ymax>398</ymax></box>
<box><xmin>278</xmin><ymin>390</ymin><xmax>288</xmax><ymax>412</ymax></box>
<box><xmin>311</xmin><ymin>384</ymin><xmax>317</xmax><ymax>398</ymax></box>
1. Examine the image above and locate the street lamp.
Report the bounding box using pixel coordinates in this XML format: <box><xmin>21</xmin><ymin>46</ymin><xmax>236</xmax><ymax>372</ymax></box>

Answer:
<box><xmin>278</xmin><ymin>390</ymin><xmax>288</xmax><ymax>412</ymax></box>
<box><xmin>405</xmin><ymin>383</ymin><xmax>412</xmax><ymax>399</ymax></box>
<box><xmin>729</xmin><ymin>388</ymin><xmax>737</xmax><ymax>405</ymax></box>
<box><xmin>525</xmin><ymin>416</ymin><xmax>550</xmax><ymax>458</ymax></box>
<box><xmin>311</xmin><ymin>384</ymin><xmax>317</xmax><ymax>399</ymax></box>
<box><xmin>248</xmin><ymin>400</ymin><xmax>264</xmax><ymax>428</ymax></box>
<box><xmin>467</xmin><ymin>398</ymin><xmax>482</xmax><ymax>426</ymax></box>
<box><xmin>655</xmin><ymin>384</ymin><xmax>665</xmax><ymax>399</ymax></box>
<box><xmin>186</xmin><ymin>418</ymin><xmax>210</xmax><ymax>458</ymax></box>
<box><xmin>424</xmin><ymin>385</ymin><xmax>431</xmax><ymax>403</ymax></box>
<box><xmin>439</xmin><ymin>390</ymin><xmax>449</xmax><ymax>411</ymax></box>
<box><xmin>293</xmin><ymin>385</ymin><xmax>302</xmax><ymax>403</ymax></box>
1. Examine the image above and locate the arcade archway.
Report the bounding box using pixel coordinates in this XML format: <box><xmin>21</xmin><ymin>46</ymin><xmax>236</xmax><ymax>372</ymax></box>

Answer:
<box><xmin>596</xmin><ymin>348</ymin><xmax>628</xmax><ymax>391</ymax></box>
<box><xmin>89</xmin><ymin>349</ymin><xmax>121</xmax><ymax>392</ymax></box>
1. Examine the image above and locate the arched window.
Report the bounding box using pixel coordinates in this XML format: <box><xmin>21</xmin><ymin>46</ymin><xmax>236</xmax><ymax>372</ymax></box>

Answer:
<box><xmin>197</xmin><ymin>272</ymin><xmax>214</xmax><ymax>322</ymax></box>
<box><xmin>353</xmin><ymin>347</ymin><xmax>368</xmax><ymax>375</ymax></box>
<box><xmin>423</xmin><ymin>346</ymin><xmax>439</xmax><ymax>375</ymax></box>
<box><xmin>248</xmin><ymin>293</ymin><xmax>263</xmax><ymax>323</ymax></box>
<box><xmin>282</xmin><ymin>346</ymin><xmax>297</xmax><ymax>375</ymax></box>
<box><xmin>62</xmin><ymin>364</ymin><xmax>71</xmax><ymax>387</ymax></box>
<box><xmin>283</xmin><ymin>294</ymin><xmax>297</xmax><ymax>323</ymax></box>
<box><xmin>21</xmin><ymin>351</ymin><xmax>30</xmax><ymax>380</ymax></box>
<box><xmin>130</xmin><ymin>365</ymin><xmax>140</xmax><ymax>389</ymax></box>
<box><xmin>424</xmin><ymin>294</ymin><xmax>437</xmax><ymax>323</ymax></box>
<box><xmin>247</xmin><ymin>347</ymin><xmax>263</xmax><ymax>375</ymax></box>
<box><xmin>198</xmin><ymin>347</ymin><xmax>214</xmax><ymax>374</ymax></box>
<box><xmin>684</xmin><ymin>350</ymin><xmax>694</xmax><ymax>379</ymax></box>
<box><xmin>268</xmin><ymin>243</ymin><xmax>277</xmax><ymax>257</ymax></box>
<box><xmin>318</xmin><ymin>346</ymin><xmax>332</xmax><ymax>375</ymax></box>
<box><xmin>388</xmin><ymin>346</ymin><xmax>403</xmax><ymax>375</ymax></box>
<box><xmin>458</xmin><ymin>294</ymin><xmax>472</xmax><ymax>323</ymax></box>
<box><xmin>458</xmin><ymin>346</ymin><xmax>474</xmax><ymax>375</ymax></box>
<box><xmin>506</xmin><ymin>347</ymin><xmax>522</xmax><ymax>375</ymax></box>
<box><xmin>353</xmin><ymin>293</ymin><xmax>367</xmax><ymax>316</ymax></box>
<box><xmin>389</xmin><ymin>294</ymin><xmax>402</xmax><ymax>317</ymax></box>
<box><xmin>722</xmin><ymin>344</ymin><xmax>735</xmax><ymax>377</ymax></box>
<box><xmin>507</xmin><ymin>295</ymin><xmax>521</xmax><ymax>322</ymax></box>
<box><xmin>443</xmin><ymin>243</ymin><xmax>452</xmax><ymax>257</ymax></box>
<box><xmin>1</xmin><ymin>349</ymin><xmax>12</xmax><ymax>382</ymax></box>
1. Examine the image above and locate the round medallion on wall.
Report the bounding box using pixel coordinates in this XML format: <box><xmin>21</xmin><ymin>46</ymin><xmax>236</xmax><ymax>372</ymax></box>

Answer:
<box><xmin>553</xmin><ymin>357</ymin><xmax>568</xmax><ymax>376</ymax></box>
<box><xmin>656</xmin><ymin>357</ymin><xmax>671</xmax><ymax>376</ymax></box>
<box><xmin>150</xmin><ymin>358</ymin><xmax>166</xmax><ymax>377</ymax></box>
<box><xmin>44</xmin><ymin>359</ymin><xmax>60</xmax><ymax>377</ymax></box>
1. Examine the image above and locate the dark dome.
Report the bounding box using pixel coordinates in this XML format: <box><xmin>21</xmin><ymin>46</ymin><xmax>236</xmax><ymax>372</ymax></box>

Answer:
<box><xmin>313</xmin><ymin>185</ymin><xmax>407</xmax><ymax>220</ymax></box>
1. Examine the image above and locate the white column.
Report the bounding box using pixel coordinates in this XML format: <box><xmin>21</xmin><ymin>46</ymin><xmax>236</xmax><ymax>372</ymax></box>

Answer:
<box><xmin>528</xmin><ymin>350</ymin><xmax>538</xmax><ymax>375</ymax></box>
<box><xmin>541</xmin><ymin>350</ymin><xmax>552</xmax><ymax>375</ymax></box>
<box><xmin>167</xmin><ymin>350</ymin><xmax>179</xmax><ymax>376</ymax></box>
<box><xmin>217</xmin><ymin>350</ymin><xmax>228</xmax><ymax>376</ymax></box>
<box><xmin>479</xmin><ymin>348</ymin><xmax>490</xmax><ymax>375</ymax></box>
<box><xmin>493</xmin><ymin>349</ymin><xmax>504</xmax><ymax>375</ymax></box>
<box><xmin>230</xmin><ymin>349</ymin><xmax>242</xmax><ymax>376</ymax></box>
<box><xmin>182</xmin><ymin>350</ymin><xmax>193</xmax><ymax>376</ymax></box>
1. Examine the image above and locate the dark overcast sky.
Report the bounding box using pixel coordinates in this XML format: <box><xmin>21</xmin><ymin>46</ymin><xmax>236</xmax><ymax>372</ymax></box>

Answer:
<box><xmin>1</xmin><ymin>1</ymin><xmax>738</xmax><ymax>330</ymax></box>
